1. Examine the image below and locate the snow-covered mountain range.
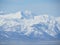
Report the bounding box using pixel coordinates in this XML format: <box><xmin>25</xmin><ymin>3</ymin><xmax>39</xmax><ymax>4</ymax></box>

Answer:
<box><xmin>0</xmin><ymin>11</ymin><xmax>60</xmax><ymax>41</ymax></box>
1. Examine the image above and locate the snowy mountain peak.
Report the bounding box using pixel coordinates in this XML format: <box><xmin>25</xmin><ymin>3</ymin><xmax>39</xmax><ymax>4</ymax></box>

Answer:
<box><xmin>0</xmin><ymin>11</ymin><xmax>22</xmax><ymax>19</ymax></box>
<box><xmin>0</xmin><ymin>11</ymin><xmax>60</xmax><ymax>39</ymax></box>
<box><xmin>24</xmin><ymin>10</ymin><xmax>32</xmax><ymax>15</ymax></box>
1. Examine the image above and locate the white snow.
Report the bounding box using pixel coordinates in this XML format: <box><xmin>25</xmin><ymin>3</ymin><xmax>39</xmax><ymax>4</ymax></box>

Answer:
<box><xmin>0</xmin><ymin>11</ymin><xmax>60</xmax><ymax>38</ymax></box>
<box><xmin>0</xmin><ymin>11</ymin><xmax>22</xmax><ymax>19</ymax></box>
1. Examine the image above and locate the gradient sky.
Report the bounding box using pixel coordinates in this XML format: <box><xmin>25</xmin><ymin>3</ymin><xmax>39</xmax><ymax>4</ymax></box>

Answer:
<box><xmin>0</xmin><ymin>0</ymin><xmax>60</xmax><ymax>16</ymax></box>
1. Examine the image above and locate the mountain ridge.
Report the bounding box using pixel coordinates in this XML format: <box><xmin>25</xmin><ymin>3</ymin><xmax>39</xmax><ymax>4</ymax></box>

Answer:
<box><xmin>0</xmin><ymin>11</ymin><xmax>60</xmax><ymax>41</ymax></box>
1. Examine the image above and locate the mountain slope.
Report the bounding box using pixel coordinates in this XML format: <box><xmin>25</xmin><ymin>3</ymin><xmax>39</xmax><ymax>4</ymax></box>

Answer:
<box><xmin>0</xmin><ymin>11</ymin><xmax>60</xmax><ymax>41</ymax></box>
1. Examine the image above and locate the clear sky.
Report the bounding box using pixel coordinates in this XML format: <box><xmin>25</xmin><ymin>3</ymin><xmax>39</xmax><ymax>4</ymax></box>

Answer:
<box><xmin>0</xmin><ymin>0</ymin><xmax>60</xmax><ymax>16</ymax></box>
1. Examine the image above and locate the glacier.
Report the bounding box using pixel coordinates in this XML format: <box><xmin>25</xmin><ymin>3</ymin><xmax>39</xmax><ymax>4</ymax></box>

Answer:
<box><xmin>0</xmin><ymin>11</ymin><xmax>60</xmax><ymax>41</ymax></box>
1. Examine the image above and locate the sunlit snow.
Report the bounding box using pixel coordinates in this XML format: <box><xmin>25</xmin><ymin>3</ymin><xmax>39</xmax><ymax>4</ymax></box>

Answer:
<box><xmin>0</xmin><ymin>11</ymin><xmax>60</xmax><ymax>38</ymax></box>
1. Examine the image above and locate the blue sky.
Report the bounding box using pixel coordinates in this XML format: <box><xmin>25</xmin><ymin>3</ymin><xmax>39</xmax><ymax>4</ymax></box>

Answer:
<box><xmin>0</xmin><ymin>0</ymin><xmax>60</xmax><ymax>16</ymax></box>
